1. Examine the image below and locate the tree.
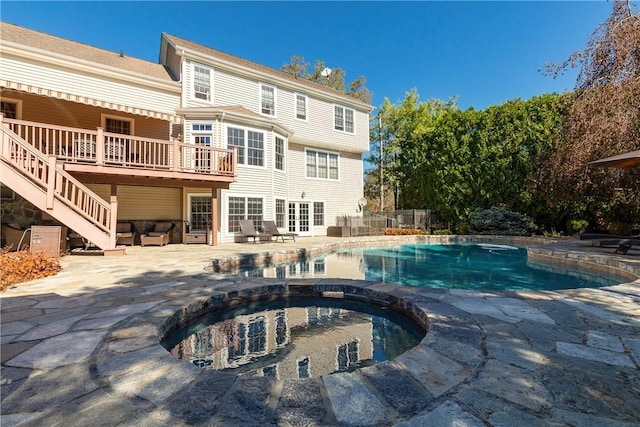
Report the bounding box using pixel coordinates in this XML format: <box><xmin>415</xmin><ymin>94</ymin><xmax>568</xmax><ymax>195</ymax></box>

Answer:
<box><xmin>280</xmin><ymin>56</ymin><xmax>372</xmax><ymax>103</ymax></box>
<box><xmin>365</xmin><ymin>89</ymin><xmax>568</xmax><ymax>227</ymax></box>
<box><xmin>542</xmin><ymin>0</ymin><xmax>640</xmax><ymax>227</ymax></box>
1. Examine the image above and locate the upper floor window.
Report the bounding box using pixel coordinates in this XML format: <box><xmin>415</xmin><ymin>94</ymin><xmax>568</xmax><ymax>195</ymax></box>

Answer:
<box><xmin>275</xmin><ymin>136</ymin><xmax>284</xmax><ymax>171</ymax></box>
<box><xmin>103</xmin><ymin>115</ymin><xmax>133</xmax><ymax>135</ymax></box>
<box><xmin>227</xmin><ymin>126</ymin><xmax>265</xmax><ymax>167</ymax></box>
<box><xmin>0</xmin><ymin>99</ymin><xmax>21</xmax><ymax>119</ymax></box>
<box><xmin>334</xmin><ymin>105</ymin><xmax>354</xmax><ymax>133</ymax></box>
<box><xmin>306</xmin><ymin>149</ymin><xmax>339</xmax><ymax>180</ymax></box>
<box><xmin>247</xmin><ymin>131</ymin><xmax>264</xmax><ymax>166</ymax></box>
<box><xmin>193</xmin><ymin>64</ymin><xmax>212</xmax><ymax>101</ymax></box>
<box><xmin>295</xmin><ymin>93</ymin><xmax>307</xmax><ymax>120</ymax></box>
<box><xmin>261</xmin><ymin>83</ymin><xmax>276</xmax><ymax>116</ymax></box>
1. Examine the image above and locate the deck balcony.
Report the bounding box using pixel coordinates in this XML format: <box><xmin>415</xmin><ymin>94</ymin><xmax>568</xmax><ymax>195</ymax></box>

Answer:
<box><xmin>3</xmin><ymin>117</ymin><xmax>237</xmax><ymax>187</ymax></box>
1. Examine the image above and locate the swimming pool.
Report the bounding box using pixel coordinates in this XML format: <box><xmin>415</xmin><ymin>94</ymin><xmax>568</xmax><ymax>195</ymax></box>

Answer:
<box><xmin>226</xmin><ymin>242</ymin><xmax>629</xmax><ymax>291</ymax></box>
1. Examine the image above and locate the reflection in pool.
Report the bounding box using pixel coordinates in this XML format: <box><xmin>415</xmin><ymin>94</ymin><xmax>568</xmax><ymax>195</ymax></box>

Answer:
<box><xmin>219</xmin><ymin>243</ymin><xmax>629</xmax><ymax>291</ymax></box>
<box><xmin>162</xmin><ymin>298</ymin><xmax>425</xmax><ymax>380</ymax></box>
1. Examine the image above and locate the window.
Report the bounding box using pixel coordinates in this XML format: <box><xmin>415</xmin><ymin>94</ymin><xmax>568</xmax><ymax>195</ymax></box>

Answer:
<box><xmin>228</xmin><ymin>196</ymin><xmax>264</xmax><ymax>233</ymax></box>
<box><xmin>275</xmin><ymin>199</ymin><xmax>285</xmax><ymax>228</ymax></box>
<box><xmin>189</xmin><ymin>195</ymin><xmax>212</xmax><ymax>232</ymax></box>
<box><xmin>192</xmin><ymin>124</ymin><xmax>213</xmax><ymax>170</ymax></box>
<box><xmin>295</xmin><ymin>93</ymin><xmax>307</xmax><ymax>120</ymax></box>
<box><xmin>227</xmin><ymin>126</ymin><xmax>265</xmax><ymax>167</ymax></box>
<box><xmin>260</xmin><ymin>83</ymin><xmax>275</xmax><ymax>116</ymax></box>
<box><xmin>334</xmin><ymin>105</ymin><xmax>354</xmax><ymax>133</ymax></box>
<box><xmin>103</xmin><ymin>116</ymin><xmax>132</xmax><ymax>135</ymax></box>
<box><xmin>0</xmin><ymin>100</ymin><xmax>20</xmax><ymax>119</ymax></box>
<box><xmin>298</xmin><ymin>357</ymin><xmax>310</xmax><ymax>378</ymax></box>
<box><xmin>227</xmin><ymin>323</ymin><xmax>246</xmax><ymax>360</ymax></box>
<box><xmin>313</xmin><ymin>202</ymin><xmax>324</xmax><ymax>226</ymax></box>
<box><xmin>247</xmin><ymin>131</ymin><xmax>264</xmax><ymax>166</ymax></box>
<box><xmin>274</xmin><ymin>137</ymin><xmax>284</xmax><ymax>171</ymax></box>
<box><xmin>193</xmin><ymin>64</ymin><xmax>212</xmax><ymax>101</ymax></box>
<box><xmin>337</xmin><ymin>340</ymin><xmax>359</xmax><ymax>371</ymax></box>
<box><xmin>248</xmin><ymin>318</ymin><xmax>266</xmax><ymax>353</ymax></box>
<box><xmin>275</xmin><ymin>310</ymin><xmax>287</xmax><ymax>347</ymax></box>
<box><xmin>306</xmin><ymin>149</ymin><xmax>339</xmax><ymax>180</ymax></box>
<box><xmin>227</xmin><ymin>127</ymin><xmax>245</xmax><ymax>164</ymax></box>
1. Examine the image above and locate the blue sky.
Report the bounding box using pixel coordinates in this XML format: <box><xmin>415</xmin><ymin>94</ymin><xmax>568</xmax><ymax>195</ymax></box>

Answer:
<box><xmin>2</xmin><ymin>1</ymin><xmax>612</xmax><ymax>110</ymax></box>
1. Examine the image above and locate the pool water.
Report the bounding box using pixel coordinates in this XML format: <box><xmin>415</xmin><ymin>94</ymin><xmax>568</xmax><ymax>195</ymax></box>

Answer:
<box><xmin>162</xmin><ymin>297</ymin><xmax>425</xmax><ymax>379</ymax></box>
<box><xmin>228</xmin><ymin>243</ymin><xmax>628</xmax><ymax>291</ymax></box>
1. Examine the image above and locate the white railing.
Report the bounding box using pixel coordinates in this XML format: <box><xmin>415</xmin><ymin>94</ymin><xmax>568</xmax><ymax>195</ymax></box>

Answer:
<box><xmin>3</xmin><ymin>118</ymin><xmax>236</xmax><ymax>177</ymax></box>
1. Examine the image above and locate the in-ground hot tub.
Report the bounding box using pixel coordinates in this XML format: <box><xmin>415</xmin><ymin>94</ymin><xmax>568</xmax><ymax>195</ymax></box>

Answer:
<box><xmin>161</xmin><ymin>295</ymin><xmax>426</xmax><ymax>379</ymax></box>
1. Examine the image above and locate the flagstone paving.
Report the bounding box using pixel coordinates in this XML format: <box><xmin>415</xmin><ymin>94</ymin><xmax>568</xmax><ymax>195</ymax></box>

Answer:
<box><xmin>1</xmin><ymin>236</ymin><xmax>639</xmax><ymax>426</ymax></box>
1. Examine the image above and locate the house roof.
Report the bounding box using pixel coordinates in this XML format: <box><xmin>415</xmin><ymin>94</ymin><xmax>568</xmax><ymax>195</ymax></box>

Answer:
<box><xmin>162</xmin><ymin>32</ymin><xmax>373</xmax><ymax>110</ymax></box>
<box><xmin>176</xmin><ymin>105</ymin><xmax>294</xmax><ymax>136</ymax></box>
<box><xmin>0</xmin><ymin>22</ymin><xmax>176</xmax><ymax>82</ymax></box>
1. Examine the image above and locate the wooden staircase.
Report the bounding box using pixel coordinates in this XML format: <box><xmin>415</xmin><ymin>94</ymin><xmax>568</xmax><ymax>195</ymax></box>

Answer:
<box><xmin>0</xmin><ymin>118</ymin><xmax>118</xmax><ymax>250</ymax></box>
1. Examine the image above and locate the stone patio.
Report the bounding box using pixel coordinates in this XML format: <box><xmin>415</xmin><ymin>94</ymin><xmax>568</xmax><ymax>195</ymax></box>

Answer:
<box><xmin>1</xmin><ymin>236</ymin><xmax>639</xmax><ymax>426</ymax></box>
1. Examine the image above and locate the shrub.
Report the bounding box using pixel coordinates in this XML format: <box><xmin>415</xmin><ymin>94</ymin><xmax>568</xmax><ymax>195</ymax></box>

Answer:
<box><xmin>434</xmin><ymin>229</ymin><xmax>452</xmax><ymax>235</ymax></box>
<box><xmin>1</xmin><ymin>249</ymin><xmax>61</xmax><ymax>290</ymax></box>
<box><xmin>567</xmin><ymin>219</ymin><xmax>589</xmax><ymax>235</ymax></box>
<box><xmin>468</xmin><ymin>207</ymin><xmax>536</xmax><ymax>236</ymax></box>
<box><xmin>384</xmin><ymin>228</ymin><xmax>428</xmax><ymax>235</ymax></box>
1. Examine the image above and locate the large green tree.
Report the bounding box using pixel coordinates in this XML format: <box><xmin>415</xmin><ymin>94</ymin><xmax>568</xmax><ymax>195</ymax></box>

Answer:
<box><xmin>367</xmin><ymin>90</ymin><xmax>569</xmax><ymax>228</ymax></box>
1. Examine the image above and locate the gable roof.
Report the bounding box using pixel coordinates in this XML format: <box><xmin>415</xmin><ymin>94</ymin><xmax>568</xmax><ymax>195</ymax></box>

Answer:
<box><xmin>0</xmin><ymin>21</ymin><xmax>176</xmax><ymax>82</ymax></box>
<box><xmin>162</xmin><ymin>32</ymin><xmax>373</xmax><ymax>110</ymax></box>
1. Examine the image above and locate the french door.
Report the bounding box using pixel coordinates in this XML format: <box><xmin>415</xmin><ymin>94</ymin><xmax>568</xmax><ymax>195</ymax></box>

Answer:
<box><xmin>288</xmin><ymin>202</ymin><xmax>311</xmax><ymax>236</ymax></box>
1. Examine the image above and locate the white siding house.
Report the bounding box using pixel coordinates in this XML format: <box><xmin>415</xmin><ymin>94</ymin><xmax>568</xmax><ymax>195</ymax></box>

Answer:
<box><xmin>0</xmin><ymin>22</ymin><xmax>372</xmax><ymax>247</ymax></box>
<box><xmin>161</xmin><ymin>33</ymin><xmax>373</xmax><ymax>242</ymax></box>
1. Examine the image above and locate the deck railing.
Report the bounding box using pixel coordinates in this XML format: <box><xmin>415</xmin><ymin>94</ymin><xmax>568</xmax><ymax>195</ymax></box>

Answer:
<box><xmin>3</xmin><ymin>118</ymin><xmax>236</xmax><ymax>177</ymax></box>
<box><xmin>0</xmin><ymin>118</ymin><xmax>114</xmax><ymax>235</ymax></box>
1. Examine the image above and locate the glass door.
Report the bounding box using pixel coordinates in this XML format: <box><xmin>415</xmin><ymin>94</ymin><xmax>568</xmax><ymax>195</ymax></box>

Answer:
<box><xmin>288</xmin><ymin>202</ymin><xmax>311</xmax><ymax>236</ymax></box>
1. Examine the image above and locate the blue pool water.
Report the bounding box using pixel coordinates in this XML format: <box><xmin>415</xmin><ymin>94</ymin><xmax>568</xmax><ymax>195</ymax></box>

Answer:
<box><xmin>230</xmin><ymin>243</ymin><xmax>629</xmax><ymax>291</ymax></box>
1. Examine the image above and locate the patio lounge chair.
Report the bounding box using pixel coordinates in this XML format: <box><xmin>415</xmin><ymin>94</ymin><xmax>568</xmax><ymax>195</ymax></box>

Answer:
<box><xmin>140</xmin><ymin>222</ymin><xmax>175</xmax><ymax>247</ymax></box>
<box><xmin>115</xmin><ymin>222</ymin><xmax>137</xmax><ymax>246</ymax></box>
<box><xmin>615</xmin><ymin>239</ymin><xmax>640</xmax><ymax>255</ymax></box>
<box><xmin>238</xmin><ymin>219</ymin><xmax>271</xmax><ymax>243</ymax></box>
<box><xmin>262</xmin><ymin>220</ymin><xmax>297</xmax><ymax>242</ymax></box>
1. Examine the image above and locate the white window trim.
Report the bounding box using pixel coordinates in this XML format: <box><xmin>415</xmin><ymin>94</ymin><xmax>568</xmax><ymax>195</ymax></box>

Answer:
<box><xmin>101</xmin><ymin>113</ymin><xmax>134</xmax><ymax>135</ymax></box>
<box><xmin>312</xmin><ymin>201</ymin><xmax>325</xmax><ymax>227</ymax></box>
<box><xmin>191</xmin><ymin>62</ymin><xmax>214</xmax><ymax>103</ymax></box>
<box><xmin>294</xmin><ymin>92</ymin><xmax>308</xmax><ymax>122</ymax></box>
<box><xmin>333</xmin><ymin>104</ymin><xmax>355</xmax><ymax>134</ymax></box>
<box><xmin>226</xmin><ymin>193</ymin><xmax>266</xmax><ymax>234</ymax></box>
<box><xmin>304</xmin><ymin>148</ymin><xmax>340</xmax><ymax>181</ymax></box>
<box><xmin>0</xmin><ymin>97</ymin><xmax>23</xmax><ymax>119</ymax></box>
<box><xmin>225</xmin><ymin>124</ymin><xmax>267</xmax><ymax>169</ymax></box>
<box><xmin>260</xmin><ymin>82</ymin><xmax>277</xmax><ymax>117</ymax></box>
<box><xmin>191</xmin><ymin>122</ymin><xmax>213</xmax><ymax>140</ymax></box>
<box><xmin>274</xmin><ymin>134</ymin><xmax>286</xmax><ymax>173</ymax></box>
<box><xmin>187</xmin><ymin>193</ymin><xmax>213</xmax><ymax>233</ymax></box>
<box><xmin>274</xmin><ymin>197</ymin><xmax>287</xmax><ymax>228</ymax></box>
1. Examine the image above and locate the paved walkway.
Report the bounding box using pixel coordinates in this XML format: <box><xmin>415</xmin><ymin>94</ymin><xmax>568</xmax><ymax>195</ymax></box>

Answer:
<box><xmin>1</xmin><ymin>236</ymin><xmax>639</xmax><ymax>426</ymax></box>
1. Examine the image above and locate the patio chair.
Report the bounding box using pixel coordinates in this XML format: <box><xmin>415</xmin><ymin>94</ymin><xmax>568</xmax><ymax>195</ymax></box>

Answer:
<box><xmin>140</xmin><ymin>222</ymin><xmax>175</xmax><ymax>247</ymax></box>
<box><xmin>615</xmin><ymin>239</ymin><xmax>640</xmax><ymax>255</ymax></box>
<box><xmin>1</xmin><ymin>223</ymin><xmax>31</xmax><ymax>251</ymax></box>
<box><xmin>238</xmin><ymin>219</ymin><xmax>271</xmax><ymax>243</ymax></box>
<box><xmin>116</xmin><ymin>222</ymin><xmax>137</xmax><ymax>246</ymax></box>
<box><xmin>262</xmin><ymin>220</ymin><xmax>297</xmax><ymax>242</ymax></box>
